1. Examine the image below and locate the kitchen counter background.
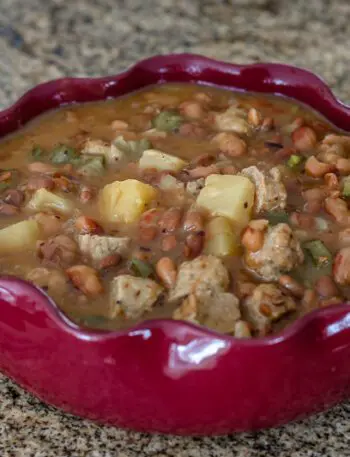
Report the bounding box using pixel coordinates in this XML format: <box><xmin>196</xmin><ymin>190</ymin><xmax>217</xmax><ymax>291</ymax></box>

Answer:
<box><xmin>1</xmin><ymin>0</ymin><xmax>350</xmax><ymax>456</ymax></box>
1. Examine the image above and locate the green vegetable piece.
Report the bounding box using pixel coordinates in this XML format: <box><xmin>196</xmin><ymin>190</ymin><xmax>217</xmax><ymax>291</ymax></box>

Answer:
<box><xmin>342</xmin><ymin>177</ymin><xmax>350</xmax><ymax>198</ymax></box>
<box><xmin>78</xmin><ymin>156</ymin><xmax>105</xmax><ymax>177</ymax></box>
<box><xmin>287</xmin><ymin>154</ymin><xmax>303</xmax><ymax>168</ymax></box>
<box><xmin>266</xmin><ymin>211</ymin><xmax>289</xmax><ymax>225</ymax></box>
<box><xmin>303</xmin><ymin>240</ymin><xmax>332</xmax><ymax>268</ymax></box>
<box><xmin>113</xmin><ymin>136</ymin><xmax>152</xmax><ymax>159</ymax></box>
<box><xmin>130</xmin><ymin>258</ymin><xmax>153</xmax><ymax>278</ymax></box>
<box><xmin>151</xmin><ymin>110</ymin><xmax>183</xmax><ymax>132</ymax></box>
<box><xmin>51</xmin><ymin>144</ymin><xmax>79</xmax><ymax>164</ymax></box>
<box><xmin>31</xmin><ymin>145</ymin><xmax>44</xmax><ymax>160</ymax></box>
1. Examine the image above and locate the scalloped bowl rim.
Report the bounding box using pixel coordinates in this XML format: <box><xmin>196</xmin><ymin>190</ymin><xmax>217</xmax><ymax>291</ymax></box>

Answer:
<box><xmin>1</xmin><ymin>53</ymin><xmax>349</xmax><ymax>348</ymax></box>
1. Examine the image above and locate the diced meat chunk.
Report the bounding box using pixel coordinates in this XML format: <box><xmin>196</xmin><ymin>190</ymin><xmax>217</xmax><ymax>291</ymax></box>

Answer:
<box><xmin>240</xmin><ymin>166</ymin><xmax>287</xmax><ymax>213</ymax></box>
<box><xmin>38</xmin><ymin>235</ymin><xmax>78</xmax><ymax>267</ymax></box>
<box><xmin>244</xmin><ymin>222</ymin><xmax>304</xmax><ymax>281</ymax></box>
<box><xmin>169</xmin><ymin>255</ymin><xmax>230</xmax><ymax>302</ymax></box>
<box><xmin>173</xmin><ymin>291</ymin><xmax>241</xmax><ymax>333</ymax></box>
<box><xmin>109</xmin><ymin>275</ymin><xmax>163</xmax><ymax>319</ymax></box>
<box><xmin>78</xmin><ymin>234</ymin><xmax>130</xmax><ymax>263</ymax></box>
<box><xmin>242</xmin><ymin>284</ymin><xmax>297</xmax><ymax>335</ymax></box>
<box><xmin>186</xmin><ymin>178</ymin><xmax>205</xmax><ymax>197</ymax></box>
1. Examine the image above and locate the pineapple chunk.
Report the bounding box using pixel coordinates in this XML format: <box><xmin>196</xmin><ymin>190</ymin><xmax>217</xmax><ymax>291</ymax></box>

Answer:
<box><xmin>0</xmin><ymin>220</ymin><xmax>41</xmax><ymax>253</ymax></box>
<box><xmin>99</xmin><ymin>179</ymin><xmax>157</xmax><ymax>224</ymax></box>
<box><xmin>139</xmin><ymin>149</ymin><xmax>187</xmax><ymax>172</ymax></box>
<box><xmin>26</xmin><ymin>189</ymin><xmax>74</xmax><ymax>215</ymax></box>
<box><xmin>197</xmin><ymin>174</ymin><xmax>255</xmax><ymax>229</ymax></box>
<box><xmin>204</xmin><ymin>216</ymin><xmax>240</xmax><ymax>256</ymax></box>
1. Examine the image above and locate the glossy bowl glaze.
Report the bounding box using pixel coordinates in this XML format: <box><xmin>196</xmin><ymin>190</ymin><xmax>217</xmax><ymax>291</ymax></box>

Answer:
<box><xmin>1</xmin><ymin>54</ymin><xmax>350</xmax><ymax>435</ymax></box>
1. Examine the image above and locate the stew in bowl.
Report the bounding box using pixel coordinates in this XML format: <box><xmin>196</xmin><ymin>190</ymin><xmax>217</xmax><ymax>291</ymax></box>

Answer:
<box><xmin>0</xmin><ymin>82</ymin><xmax>349</xmax><ymax>338</ymax></box>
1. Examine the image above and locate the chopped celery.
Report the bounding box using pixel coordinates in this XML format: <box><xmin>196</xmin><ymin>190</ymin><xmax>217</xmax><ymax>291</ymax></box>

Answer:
<box><xmin>151</xmin><ymin>111</ymin><xmax>183</xmax><ymax>132</ymax></box>
<box><xmin>113</xmin><ymin>137</ymin><xmax>152</xmax><ymax>160</ymax></box>
<box><xmin>130</xmin><ymin>258</ymin><xmax>153</xmax><ymax>278</ymax></box>
<box><xmin>50</xmin><ymin>144</ymin><xmax>79</xmax><ymax>164</ymax></box>
<box><xmin>266</xmin><ymin>211</ymin><xmax>289</xmax><ymax>225</ymax></box>
<box><xmin>287</xmin><ymin>154</ymin><xmax>303</xmax><ymax>169</ymax></box>
<box><xmin>342</xmin><ymin>177</ymin><xmax>350</xmax><ymax>198</ymax></box>
<box><xmin>31</xmin><ymin>145</ymin><xmax>44</xmax><ymax>160</ymax></box>
<box><xmin>78</xmin><ymin>156</ymin><xmax>105</xmax><ymax>177</ymax></box>
<box><xmin>303</xmin><ymin>240</ymin><xmax>332</xmax><ymax>268</ymax></box>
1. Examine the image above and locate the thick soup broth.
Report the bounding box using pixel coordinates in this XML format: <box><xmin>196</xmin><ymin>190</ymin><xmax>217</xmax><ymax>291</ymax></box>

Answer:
<box><xmin>0</xmin><ymin>83</ymin><xmax>348</xmax><ymax>337</ymax></box>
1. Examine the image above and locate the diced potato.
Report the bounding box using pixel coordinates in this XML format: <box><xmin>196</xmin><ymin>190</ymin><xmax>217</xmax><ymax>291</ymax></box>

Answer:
<box><xmin>197</xmin><ymin>174</ymin><xmax>255</xmax><ymax>229</ymax></box>
<box><xmin>0</xmin><ymin>220</ymin><xmax>41</xmax><ymax>253</ymax></box>
<box><xmin>26</xmin><ymin>189</ymin><xmax>74</xmax><ymax>215</ymax></box>
<box><xmin>82</xmin><ymin>139</ymin><xmax>124</xmax><ymax>166</ymax></box>
<box><xmin>204</xmin><ymin>216</ymin><xmax>240</xmax><ymax>256</ymax></box>
<box><xmin>139</xmin><ymin>149</ymin><xmax>188</xmax><ymax>172</ymax></box>
<box><xmin>99</xmin><ymin>179</ymin><xmax>157</xmax><ymax>224</ymax></box>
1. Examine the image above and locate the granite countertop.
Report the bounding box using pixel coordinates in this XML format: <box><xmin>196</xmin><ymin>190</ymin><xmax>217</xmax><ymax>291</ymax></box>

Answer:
<box><xmin>1</xmin><ymin>0</ymin><xmax>350</xmax><ymax>456</ymax></box>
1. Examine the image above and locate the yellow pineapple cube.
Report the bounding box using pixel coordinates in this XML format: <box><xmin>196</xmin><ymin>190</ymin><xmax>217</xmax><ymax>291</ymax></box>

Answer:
<box><xmin>0</xmin><ymin>220</ymin><xmax>41</xmax><ymax>253</ymax></box>
<box><xmin>196</xmin><ymin>174</ymin><xmax>255</xmax><ymax>228</ymax></box>
<box><xmin>99</xmin><ymin>179</ymin><xmax>157</xmax><ymax>224</ymax></box>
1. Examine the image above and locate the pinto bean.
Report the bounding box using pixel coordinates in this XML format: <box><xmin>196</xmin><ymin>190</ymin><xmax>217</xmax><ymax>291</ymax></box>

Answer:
<box><xmin>302</xmin><ymin>187</ymin><xmax>326</xmax><ymax>213</ymax></box>
<box><xmin>139</xmin><ymin>226</ymin><xmax>158</xmax><ymax>242</ymax></box>
<box><xmin>79</xmin><ymin>185</ymin><xmax>94</xmax><ymax>204</ymax></box>
<box><xmin>315</xmin><ymin>275</ymin><xmax>339</xmax><ymax>298</ymax></box>
<box><xmin>336</xmin><ymin>158</ymin><xmax>350</xmax><ymax>175</ymax></box>
<box><xmin>190</xmin><ymin>153</ymin><xmax>216</xmax><ymax>168</ymax></box>
<box><xmin>324</xmin><ymin>173</ymin><xmax>339</xmax><ymax>190</ymax></box>
<box><xmin>159</xmin><ymin>207</ymin><xmax>182</xmax><ymax>233</ymax></box>
<box><xmin>66</xmin><ymin>265</ymin><xmax>103</xmax><ymax>296</ymax></box>
<box><xmin>333</xmin><ymin>247</ymin><xmax>350</xmax><ymax>286</ymax></box>
<box><xmin>289</xmin><ymin>212</ymin><xmax>315</xmax><ymax>229</ymax></box>
<box><xmin>260</xmin><ymin>117</ymin><xmax>274</xmax><ymax>131</ymax></box>
<box><xmin>139</xmin><ymin>208</ymin><xmax>164</xmax><ymax>228</ymax></box>
<box><xmin>278</xmin><ymin>275</ymin><xmax>304</xmax><ymax>298</ymax></box>
<box><xmin>339</xmin><ymin>228</ymin><xmax>350</xmax><ymax>246</ymax></box>
<box><xmin>305</xmin><ymin>156</ymin><xmax>335</xmax><ymax>178</ymax></box>
<box><xmin>110</xmin><ymin>119</ymin><xmax>129</xmax><ymax>130</ymax></box>
<box><xmin>194</xmin><ymin>92</ymin><xmax>212</xmax><ymax>104</ymax></box>
<box><xmin>180</xmin><ymin>101</ymin><xmax>204</xmax><ymax>119</ymax></box>
<box><xmin>156</xmin><ymin>257</ymin><xmax>177</xmax><ymax>289</ymax></box>
<box><xmin>241</xmin><ymin>225</ymin><xmax>265</xmax><ymax>252</ymax></box>
<box><xmin>53</xmin><ymin>176</ymin><xmax>73</xmax><ymax>193</ymax></box>
<box><xmin>0</xmin><ymin>201</ymin><xmax>19</xmax><ymax>216</ymax></box>
<box><xmin>302</xmin><ymin>289</ymin><xmax>319</xmax><ymax>312</ymax></box>
<box><xmin>178</xmin><ymin>123</ymin><xmax>207</xmax><ymax>138</ymax></box>
<box><xmin>324</xmin><ymin>197</ymin><xmax>350</xmax><ymax>224</ymax></box>
<box><xmin>212</xmin><ymin>132</ymin><xmax>247</xmax><ymax>157</ymax></box>
<box><xmin>3</xmin><ymin>189</ymin><xmax>24</xmax><ymax>207</ymax></box>
<box><xmin>183</xmin><ymin>210</ymin><xmax>204</xmax><ymax>232</ymax></box>
<box><xmin>161</xmin><ymin>234</ymin><xmax>177</xmax><ymax>252</ymax></box>
<box><xmin>292</xmin><ymin>126</ymin><xmax>317</xmax><ymax>151</ymax></box>
<box><xmin>75</xmin><ymin>216</ymin><xmax>103</xmax><ymax>235</ymax></box>
<box><xmin>188</xmin><ymin>164</ymin><xmax>219</xmax><ymax>179</ymax></box>
<box><xmin>27</xmin><ymin>175</ymin><xmax>55</xmax><ymax>191</ymax></box>
<box><xmin>28</xmin><ymin>162</ymin><xmax>56</xmax><ymax>174</ymax></box>
<box><xmin>184</xmin><ymin>232</ymin><xmax>204</xmax><ymax>258</ymax></box>
<box><xmin>247</xmin><ymin>108</ymin><xmax>262</xmax><ymax>127</ymax></box>
<box><xmin>99</xmin><ymin>253</ymin><xmax>121</xmax><ymax>270</ymax></box>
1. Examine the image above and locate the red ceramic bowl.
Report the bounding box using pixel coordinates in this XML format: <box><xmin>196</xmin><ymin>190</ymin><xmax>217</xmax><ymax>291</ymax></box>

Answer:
<box><xmin>1</xmin><ymin>54</ymin><xmax>350</xmax><ymax>436</ymax></box>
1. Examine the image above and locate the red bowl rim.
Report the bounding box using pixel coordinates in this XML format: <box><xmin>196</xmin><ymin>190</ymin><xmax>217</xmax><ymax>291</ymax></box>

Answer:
<box><xmin>1</xmin><ymin>53</ymin><xmax>349</xmax><ymax>348</ymax></box>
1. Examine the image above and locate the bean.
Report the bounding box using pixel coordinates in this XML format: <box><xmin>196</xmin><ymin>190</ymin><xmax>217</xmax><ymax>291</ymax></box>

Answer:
<box><xmin>339</xmin><ymin>228</ymin><xmax>350</xmax><ymax>246</ymax></box>
<box><xmin>156</xmin><ymin>257</ymin><xmax>177</xmax><ymax>289</ymax></box>
<box><xmin>188</xmin><ymin>164</ymin><xmax>219</xmax><ymax>179</ymax></box>
<box><xmin>27</xmin><ymin>175</ymin><xmax>55</xmax><ymax>191</ymax></box>
<box><xmin>315</xmin><ymin>275</ymin><xmax>339</xmax><ymax>298</ymax></box>
<box><xmin>333</xmin><ymin>247</ymin><xmax>350</xmax><ymax>286</ymax></box>
<box><xmin>279</xmin><ymin>275</ymin><xmax>304</xmax><ymax>298</ymax></box>
<box><xmin>190</xmin><ymin>153</ymin><xmax>215</xmax><ymax>167</ymax></box>
<box><xmin>75</xmin><ymin>216</ymin><xmax>103</xmax><ymax>235</ymax></box>
<box><xmin>53</xmin><ymin>176</ymin><xmax>73</xmax><ymax>192</ymax></box>
<box><xmin>305</xmin><ymin>156</ymin><xmax>335</xmax><ymax>178</ymax></box>
<box><xmin>180</xmin><ymin>101</ymin><xmax>204</xmax><ymax>119</ymax></box>
<box><xmin>139</xmin><ymin>226</ymin><xmax>158</xmax><ymax>242</ymax></box>
<box><xmin>159</xmin><ymin>207</ymin><xmax>182</xmax><ymax>233</ymax></box>
<box><xmin>212</xmin><ymin>132</ymin><xmax>247</xmax><ymax>157</ymax></box>
<box><xmin>292</xmin><ymin>126</ymin><xmax>317</xmax><ymax>151</ymax></box>
<box><xmin>241</xmin><ymin>226</ymin><xmax>265</xmax><ymax>252</ymax></box>
<box><xmin>4</xmin><ymin>189</ymin><xmax>24</xmax><ymax>207</ymax></box>
<box><xmin>183</xmin><ymin>210</ymin><xmax>204</xmax><ymax>232</ymax></box>
<box><xmin>289</xmin><ymin>212</ymin><xmax>315</xmax><ymax>229</ymax></box>
<box><xmin>161</xmin><ymin>234</ymin><xmax>177</xmax><ymax>252</ymax></box>
<box><xmin>260</xmin><ymin>117</ymin><xmax>274</xmax><ymax>131</ymax></box>
<box><xmin>178</xmin><ymin>123</ymin><xmax>207</xmax><ymax>138</ymax></box>
<box><xmin>79</xmin><ymin>185</ymin><xmax>94</xmax><ymax>204</ymax></box>
<box><xmin>99</xmin><ymin>254</ymin><xmax>121</xmax><ymax>270</ymax></box>
<box><xmin>194</xmin><ymin>92</ymin><xmax>212</xmax><ymax>104</ymax></box>
<box><xmin>28</xmin><ymin>162</ymin><xmax>56</xmax><ymax>174</ymax></box>
<box><xmin>336</xmin><ymin>158</ymin><xmax>350</xmax><ymax>175</ymax></box>
<box><xmin>325</xmin><ymin>197</ymin><xmax>350</xmax><ymax>224</ymax></box>
<box><xmin>66</xmin><ymin>265</ymin><xmax>103</xmax><ymax>296</ymax></box>
<box><xmin>139</xmin><ymin>208</ymin><xmax>164</xmax><ymax>228</ymax></box>
<box><xmin>0</xmin><ymin>202</ymin><xmax>19</xmax><ymax>216</ymax></box>
<box><xmin>110</xmin><ymin>119</ymin><xmax>129</xmax><ymax>130</ymax></box>
<box><xmin>247</xmin><ymin>108</ymin><xmax>262</xmax><ymax>127</ymax></box>
<box><xmin>184</xmin><ymin>232</ymin><xmax>204</xmax><ymax>258</ymax></box>
<box><xmin>302</xmin><ymin>289</ymin><xmax>319</xmax><ymax>311</ymax></box>
<box><xmin>324</xmin><ymin>173</ymin><xmax>339</xmax><ymax>189</ymax></box>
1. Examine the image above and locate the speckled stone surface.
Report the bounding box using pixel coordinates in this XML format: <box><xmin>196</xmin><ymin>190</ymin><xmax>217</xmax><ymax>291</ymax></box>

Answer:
<box><xmin>1</xmin><ymin>0</ymin><xmax>350</xmax><ymax>456</ymax></box>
